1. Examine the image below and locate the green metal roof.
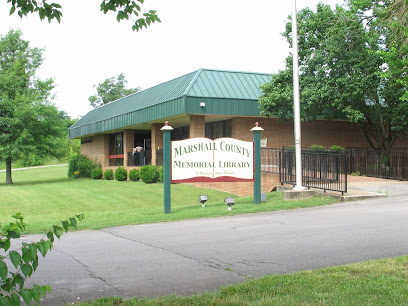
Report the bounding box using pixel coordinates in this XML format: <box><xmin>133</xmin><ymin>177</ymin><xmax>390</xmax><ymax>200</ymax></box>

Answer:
<box><xmin>69</xmin><ymin>69</ymin><xmax>271</xmax><ymax>138</ymax></box>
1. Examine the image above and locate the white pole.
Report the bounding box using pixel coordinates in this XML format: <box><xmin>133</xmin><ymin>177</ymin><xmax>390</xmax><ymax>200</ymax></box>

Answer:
<box><xmin>292</xmin><ymin>0</ymin><xmax>305</xmax><ymax>191</ymax></box>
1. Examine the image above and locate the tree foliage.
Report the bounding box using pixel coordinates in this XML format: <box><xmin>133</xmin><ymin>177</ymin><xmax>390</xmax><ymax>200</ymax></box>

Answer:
<box><xmin>259</xmin><ymin>3</ymin><xmax>408</xmax><ymax>153</ymax></box>
<box><xmin>0</xmin><ymin>29</ymin><xmax>66</xmax><ymax>184</ymax></box>
<box><xmin>88</xmin><ymin>73</ymin><xmax>140</xmax><ymax>108</ymax></box>
<box><xmin>348</xmin><ymin>0</ymin><xmax>408</xmax><ymax>101</ymax></box>
<box><xmin>6</xmin><ymin>0</ymin><xmax>161</xmax><ymax>31</ymax></box>
<box><xmin>0</xmin><ymin>213</ymin><xmax>84</xmax><ymax>305</ymax></box>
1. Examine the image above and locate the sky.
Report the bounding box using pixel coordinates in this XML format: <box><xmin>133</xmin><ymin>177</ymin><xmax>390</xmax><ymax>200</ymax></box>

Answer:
<box><xmin>0</xmin><ymin>0</ymin><xmax>344</xmax><ymax>119</ymax></box>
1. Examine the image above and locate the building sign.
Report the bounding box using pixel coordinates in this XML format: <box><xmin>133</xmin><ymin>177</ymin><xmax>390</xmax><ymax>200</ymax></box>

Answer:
<box><xmin>172</xmin><ymin>137</ymin><xmax>254</xmax><ymax>183</ymax></box>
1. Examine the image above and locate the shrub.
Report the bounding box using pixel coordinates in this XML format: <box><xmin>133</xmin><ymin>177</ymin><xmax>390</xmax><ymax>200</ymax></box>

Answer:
<box><xmin>330</xmin><ymin>145</ymin><xmax>345</xmax><ymax>153</ymax></box>
<box><xmin>140</xmin><ymin>165</ymin><xmax>160</xmax><ymax>183</ymax></box>
<box><xmin>104</xmin><ymin>169</ymin><xmax>114</xmax><ymax>180</ymax></box>
<box><xmin>309</xmin><ymin>144</ymin><xmax>326</xmax><ymax>151</ymax></box>
<box><xmin>115</xmin><ymin>167</ymin><xmax>128</xmax><ymax>181</ymax></box>
<box><xmin>159</xmin><ymin>166</ymin><xmax>164</xmax><ymax>182</ymax></box>
<box><xmin>68</xmin><ymin>154</ymin><xmax>94</xmax><ymax>178</ymax></box>
<box><xmin>129</xmin><ymin>169</ymin><xmax>140</xmax><ymax>182</ymax></box>
<box><xmin>91</xmin><ymin>167</ymin><xmax>103</xmax><ymax>179</ymax></box>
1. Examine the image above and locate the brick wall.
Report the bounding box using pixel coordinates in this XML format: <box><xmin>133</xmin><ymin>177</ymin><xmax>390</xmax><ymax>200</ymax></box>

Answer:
<box><xmin>151</xmin><ymin>123</ymin><xmax>163</xmax><ymax>165</ymax></box>
<box><xmin>123</xmin><ymin>130</ymin><xmax>134</xmax><ymax>167</ymax></box>
<box><xmin>232</xmin><ymin>117</ymin><xmax>408</xmax><ymax>148</ymax></box>
<box><xmin>189</xmin><ymin>115</ymin><xmax>205</xmax><ymax>138</ymax></box>
<box><xmin>80</xmin><ymin>135</ymin><xmax>109</xmax><ymax>168</ymax></box>
<box><xmin>187</xmin><ymin>173</ymin><xmax>280</xmax><ymax>197</ymax></box>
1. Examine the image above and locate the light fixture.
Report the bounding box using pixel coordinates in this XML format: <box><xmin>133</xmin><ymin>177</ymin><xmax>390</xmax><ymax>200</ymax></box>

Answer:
<box><xmin>200</xmin><ymin>102</ymin><xmax>206</xmax><ymax>107</ymax></box>
<box><xmin>261</xmin><ymin>193</ymin><xmax>267</xmax><ymax>203</ymax></box>
<box><xmin>199</xmin><ymin>195</ymin><xmax>208</xmax><ymax>207</ymax></box>
<box><xmin>224</xmin><ymin>197</ymin><xmax>235</xmax><ymax>210</ymax></box>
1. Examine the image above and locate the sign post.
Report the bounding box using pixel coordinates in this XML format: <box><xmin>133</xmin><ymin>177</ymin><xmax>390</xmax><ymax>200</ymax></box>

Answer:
<box><xmin>251</xmin><ymin>122</ymin><xmax>264</xmax><ymax>204</ymax></box>
<box><xmin>161</xmin><ymin>121</ymin><xmax>173</xmax><ymax>214</ymax></box>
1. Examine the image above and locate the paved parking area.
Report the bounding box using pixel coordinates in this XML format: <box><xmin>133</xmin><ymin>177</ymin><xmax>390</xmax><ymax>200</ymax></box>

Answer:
<box><xmin>22</xmin><ymin>178</ymin><xmax>408</xmax><ymax>305</ymax></box>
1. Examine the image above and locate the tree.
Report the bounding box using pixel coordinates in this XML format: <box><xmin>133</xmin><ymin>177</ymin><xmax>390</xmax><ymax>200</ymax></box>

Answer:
<box><xmin>348</xmin><ymin>0</ymin><xmax>408</xmax><ymax>101</ymax></box>
<box><xmin>0</xmin><ymin>29</ymin><xmax>65</xmax><ymax>184</ymax></box>
<box><xmin>88</xmin><ymin>73</ymin><xmax>140</xmax><ymax>108</ymax></box>
<box><xmin>259</xmin><ymin>3</ymin><xmax>408</xmax><ymax>154</ymax></box>
<box><xmin>5</xmin><ymin>0</ymin><xmax>161</xmax><ymax>31</ymax></box>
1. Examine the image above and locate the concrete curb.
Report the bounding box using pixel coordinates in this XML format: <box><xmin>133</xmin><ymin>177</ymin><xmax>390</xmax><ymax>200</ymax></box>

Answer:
<box><xmin>276</xmin><ymin>185</ymin><xmax>388</xmax><ymax>202</ymax></box>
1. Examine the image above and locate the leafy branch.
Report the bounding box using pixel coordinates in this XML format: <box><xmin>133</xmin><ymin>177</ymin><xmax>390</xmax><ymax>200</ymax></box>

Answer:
<box><xmin>6</xmin><ymin>0</ymin><xmax>161</xmax><ymax>31</ymax></box>
<box><xmin>0</xmin><ymin>212</ymin><xmax>84</xmax><ymax>305</ymax></box>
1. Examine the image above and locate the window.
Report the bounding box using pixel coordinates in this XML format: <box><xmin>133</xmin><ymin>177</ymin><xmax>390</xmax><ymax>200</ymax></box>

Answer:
<box><xmin>81</xmin><ymin>138</ymin><xmax>93</xmax><ymax>144</ymax></box>
<box><xmin>109</xmin><ymin>133</ymin><xmax>123</xmax><ymax>166</ymax></box>
<box><xmin>205</xmin><ymin>120</ymin><xmax>232</xmax><ymax>139</ymax></box>
<box><xmin>172</xmin><ymin>126</ymin><xmax>189</xmax><ymax>141</ymax></box>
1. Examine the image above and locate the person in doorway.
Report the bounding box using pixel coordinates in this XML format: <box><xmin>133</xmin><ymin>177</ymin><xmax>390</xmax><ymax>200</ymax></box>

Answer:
<box><xmin>132</xmin><ymin>147</ymin><xmax>138</xmax><ymax>166</ymax></box>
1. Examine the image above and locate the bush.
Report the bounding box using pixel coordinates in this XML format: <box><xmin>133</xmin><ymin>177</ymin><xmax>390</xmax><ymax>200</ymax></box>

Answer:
<box><xmin>115</xmin><ymin>167</ymin><xmax>128</xmax><ymax>181</ymax></box>
<box><xmin>68</xmin><ymin>154</ymin><xmax>94</xmax><ymax>178</ymax></box>
<box><xmin>309</xmin><ymin>144</ymin><xmax>326</xmax><ymax>151</ymax></box>
<box><xmin>159</xmin><ymin>166</ymin><xmax>164</xmax><ymax>182</ymax></box>
<box><xmin>330</xmin><ymin>145</ymin><xmax>345</xmax><ymax>153</ymax></box>
<box><xmin>91</xmin><ymin>167</ymin><xmax>103</xmax><ymax>179</ymax></box>
<box><xmin>104</xmin><ymin>169</ymin><xmax>114</xmax><ymax>180</ymax></box>
<box><xmin>129</xmin><ymin>169</ymin><xmax>140</xmax><ymax>182</ymax></box>
<box><xmin>140</xmin><ymin>165</ymin><xmax>160</xmax><ymax>183</ymax></box>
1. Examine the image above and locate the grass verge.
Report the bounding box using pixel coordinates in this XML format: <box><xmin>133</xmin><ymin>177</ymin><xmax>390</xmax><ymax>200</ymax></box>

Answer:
<box><xmin>0</xmin><ymin>165</ymin><xmax>337</xmax><ymax>234</ymax></box>
<box><xmin>79</xmin><ymin>256</ymin><xmax>408</xmax><ymax>305</ymax></box>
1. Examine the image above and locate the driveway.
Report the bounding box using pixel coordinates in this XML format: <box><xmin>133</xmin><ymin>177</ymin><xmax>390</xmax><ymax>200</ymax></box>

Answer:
<box><xmin>23</xmin><ymin>179</ymin><xmax>408</xmax><ymax>305</ymax></box>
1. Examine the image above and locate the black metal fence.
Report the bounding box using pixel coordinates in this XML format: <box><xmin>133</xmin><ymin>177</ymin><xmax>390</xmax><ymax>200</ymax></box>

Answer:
<box><xmin>127</xmin><ymin>150</ymin><xmax>152</xmax><ymax>167</ymax></box>
<box><xmin>261</xmin><ymin>148</ymin><xmax>281</xmax><ymax>174</ymax></box>
<box><xmin>280</xmin><ymin>149</ymin><xmax>348</xmax><ymax>194</ymax></box>
<box><xmin>346</xmin><ymin>148</ymin><xmax>408</xmax><ymax>180</ymax></box>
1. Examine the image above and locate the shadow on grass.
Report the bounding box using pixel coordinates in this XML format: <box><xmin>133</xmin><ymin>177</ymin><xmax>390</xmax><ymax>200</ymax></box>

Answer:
<box><xmin>0</xmin><ymin>177</ymin><xmax>71</xmax><ymax>186</ymax></box>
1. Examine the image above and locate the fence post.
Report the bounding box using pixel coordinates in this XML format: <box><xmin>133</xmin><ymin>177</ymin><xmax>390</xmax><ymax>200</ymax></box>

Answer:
<box><xmin>161</xmin><ymin>121</ymin><xmax>173</xmax><ymax>214</ymax></box>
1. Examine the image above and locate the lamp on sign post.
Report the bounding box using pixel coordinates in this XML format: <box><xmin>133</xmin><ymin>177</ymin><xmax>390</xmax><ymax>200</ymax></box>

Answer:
<box><xmin>292</xmin><ymin>0</ymin><xmax>305</xmax><ymax>191</ymax></box>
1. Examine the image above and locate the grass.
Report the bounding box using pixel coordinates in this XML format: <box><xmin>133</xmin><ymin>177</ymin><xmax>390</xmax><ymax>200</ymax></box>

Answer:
<box><xmin>0</xmin><ymin>165</ymin><xmax>337</xmax><ymax>234</ymax></box>
<box><xmin>80</xmin><ymin>256</ymin><xmax>408</xmax><ymax>305</ymax></box>
<box><xmin>2</xmin><ymin>166</ymin><xmax>405</xmax><ymax>305</ymax></box>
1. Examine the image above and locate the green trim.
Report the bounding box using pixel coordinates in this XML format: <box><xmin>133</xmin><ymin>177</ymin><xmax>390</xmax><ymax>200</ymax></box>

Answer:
<box><xmin>69</xmin><ymin>97</ymin><xmax>186</xmax><ymax>138</ymax></box>
<box><xmin>69</xmin><ymin>69</ymin><xmax>271</xmax><ymax>139</ymax></box>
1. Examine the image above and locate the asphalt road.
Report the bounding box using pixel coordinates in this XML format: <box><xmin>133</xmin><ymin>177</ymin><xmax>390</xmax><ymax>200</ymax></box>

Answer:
<box><xmin>22</xmin><ymin>182</ymin><xmax>408</xmax><ymax>305</ymax></box>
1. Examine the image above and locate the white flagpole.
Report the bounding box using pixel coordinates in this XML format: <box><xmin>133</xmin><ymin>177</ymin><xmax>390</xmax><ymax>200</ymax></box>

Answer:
<box><xmin>292</xmin><ymin>0</ymin><xmax>305</xmax><ymax>191</ymax></box>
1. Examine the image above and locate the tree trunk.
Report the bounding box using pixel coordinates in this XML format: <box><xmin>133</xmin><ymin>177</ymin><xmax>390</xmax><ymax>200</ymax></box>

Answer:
<box><xmin>6</xmin><ymin>157</ymin><xmax>13</xmax><ymax>184</ymax></box>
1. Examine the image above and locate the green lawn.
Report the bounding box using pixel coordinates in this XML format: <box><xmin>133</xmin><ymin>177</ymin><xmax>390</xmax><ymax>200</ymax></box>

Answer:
<box><xmin>2</xmin><ymin>166</ymin><xmax>405</xmax><ymax>305</ymax></box>
<box><xmin>0</xmin><ymin>165</ymin><xmax>337</xmax><ymax>234</ymax></box>
<box><xmin>81</xmin><ymin>256</ymin><xmax>408</xmax><ymax>305</ymax></box>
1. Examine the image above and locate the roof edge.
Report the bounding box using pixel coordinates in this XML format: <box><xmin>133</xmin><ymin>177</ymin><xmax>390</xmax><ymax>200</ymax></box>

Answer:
<box><xmin>199</xmin><ymin>68</ymin><xmax>271</xmax><ymax>76</ymax></box>
<box><xmin>183</xmin><ymin>69</ymin><xmax>203</xmax><ymax>96</ymax></box>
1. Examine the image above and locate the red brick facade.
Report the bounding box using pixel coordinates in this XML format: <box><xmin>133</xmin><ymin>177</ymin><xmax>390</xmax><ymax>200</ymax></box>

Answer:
<box><xmin>189</xmin><ymin>115</ymin><xmax>206</xmax><ymax>138</ymax></box>
<box><xmin>80</xmin><ymin>135</ymin><xmax>110</xmax><ymax>168</ymax></box>
<box><xmin>80</xmin><ymin>114</ymin><xmax>408</xmax><ymax>196</ymax></box>
<box><xmin>188</xmin><ymin>173</ymin><xmax>280</xmax><ymax>197</ymax></box>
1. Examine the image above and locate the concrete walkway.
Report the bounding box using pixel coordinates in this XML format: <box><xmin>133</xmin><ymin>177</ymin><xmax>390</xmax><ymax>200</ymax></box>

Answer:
<box><xmin>21</xmin><ymin>177</ymin><xmax>408</xmax><ymax>305</ymax></box>
<box><xmin>280</xmin><ymin>175</ymin><xmax>392</xmax><ymax>201</ymax></box>
<box><xmin>0</xmin><ymin>164</ymin><xmax>68</xmax><ymax>172</ymax></box>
